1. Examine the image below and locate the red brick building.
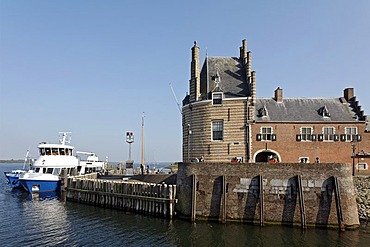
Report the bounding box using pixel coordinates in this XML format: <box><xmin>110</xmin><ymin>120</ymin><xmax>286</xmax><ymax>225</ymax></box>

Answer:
<box><xmin>182</xmin><ymin>39</ymin><xmax>370</xmax><ymax>175</ymax></box>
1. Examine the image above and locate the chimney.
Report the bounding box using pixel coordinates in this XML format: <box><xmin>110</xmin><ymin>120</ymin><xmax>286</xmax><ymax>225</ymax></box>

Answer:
<box><xmin>344</xmin><ymin>88</ymin><xmax>354</xmax><ymax>102</ymax></box>
<box><xmin>274</xmin><ymin>87</ymin><xmax>283</xmax><ymax>103</ymax></box>
<box><xmin>240</xmin><ymin>39</ymin><xmax>247</xmax><ymax>62</ymax></box>
<box><xmin>190</xmin><ymin>41</ymin><xmax>200</xmax><ymax>102</ymax></box>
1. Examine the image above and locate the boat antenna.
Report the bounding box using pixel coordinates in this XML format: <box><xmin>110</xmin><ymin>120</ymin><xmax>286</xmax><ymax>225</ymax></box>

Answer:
<box><xmin>169</xmin><ymin>83</ymin><xmax>182</xmax><ymax>114</ymax></box>
<box><xmin>59</xmin><ymin>132</ymin><xmax>72</xmax><ymax>145</ymax></box>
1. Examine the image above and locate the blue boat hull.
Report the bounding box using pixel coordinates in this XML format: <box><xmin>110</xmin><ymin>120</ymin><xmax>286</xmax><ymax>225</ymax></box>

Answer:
<box><xmin>4</xmin><ymin>172</ymin><xmax>24</xmax><ymax>189</ymax></box>
<box><xmin>8</xmin><ymin>176</ymin><xmax>23</xmax><ymax>189</ymax></box>
<box><xmin>19</xmin><ymin>179</ymin><xmax>60</xmax><ymax>193</ymax></box>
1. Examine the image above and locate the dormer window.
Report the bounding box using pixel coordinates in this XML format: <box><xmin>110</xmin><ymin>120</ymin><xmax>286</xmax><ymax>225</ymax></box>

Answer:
<box><xmin>319</xmin><ymin>106</ymin><xmax>331</xmax><ymax>117</ymax></box>
<box><xmin>212</xmin><ymin>92</ymin><xmax>223</xmax><ymax>105</ymax></box>
<box><xmin>258</xmin><ymin>105</ymin><xmax>269</xmax><ymax>117</ymax></box>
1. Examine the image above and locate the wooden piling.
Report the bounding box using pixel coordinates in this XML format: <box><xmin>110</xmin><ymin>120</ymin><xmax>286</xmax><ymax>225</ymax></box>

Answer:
<box><xmin>66</xmin><ymin>174</ymin><xmax>177</xmax><ymax>219</ymax></box>
<box><xmin>332</xmin><ymin>176</ymin><xmax>345</xmax><ymax>232</ymax></box>
<box><xmin>221</xmin><ymin>175</ymin><xmax>226</xmax><ymax>224</ymax></box>
<box><xmin>60</xmin><ymin>168</ymin><xmax>68</xmax><ymax>202</ymax></box>
<box><xmin>259</xmin><ymin>174</ymin><xmax>264</xmax><ymax>227</ymax></box>
<box><xmin>191</xmin><ymin>174</ymin><xmax>197</xmax><ymax>222</ymax></box>
<box><xmin>297</xmin><ymin>175</ymin><xmax>306</xmax><ymax>230</ymax></box>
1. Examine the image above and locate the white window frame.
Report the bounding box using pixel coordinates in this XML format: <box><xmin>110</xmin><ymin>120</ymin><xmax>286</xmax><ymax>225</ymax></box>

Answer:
<box><xmin>260</xmin><ymin>126</ymin><xmax>273</xmax><ymax>141</ymax></box>
<box><xmin>300</xmin><ymin>127</ymin><xmax>313</xmax><ymax>141</ymax></box>
<box><xmin>299</xmin><ymin>157</ymin><xmax>310</xmax><ymax>163</ymax></box>
<box><xmin>212</xmin><ymin>120</ymin><xmax>224</xmax><ymax>141</ymax></box>
<box><xmin>345</xmin><ymin>127</ymin><xmax>357</xmax><ymax>141</ymax></box>
<box><xmin>212</xmin><ymin>92</ymin><xmax>223</xmax><ymax>105</ymax></box>
<box><xmin>323</xmin><ymin>127</ymin><xmax>335</xmax><ymax>142</ymax></box>
<box><xmin>357</xmin><ymin>163</ymin><xmax>368</xmax><ymax>170</ymax></box>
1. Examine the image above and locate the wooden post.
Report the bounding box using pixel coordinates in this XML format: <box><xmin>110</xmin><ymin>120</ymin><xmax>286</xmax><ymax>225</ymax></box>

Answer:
<box><xmin>297</xmin><ymin>175</ymin><xmax>307</xmax><ymax>230</ymax></box>
<box><xmin>169</xmin><ymin>185</ymin><xmax>173</xmax><ymax>219</ymax></box>
<box><xmin>60</xmin><ymin>168</ymin><xmax>68</xmax><ymax>202</ymax></box>
<box><xmin>172</xmin><ymin>185</ymin><xmax>177</xmax><ymax>219</ymax></box>
<box><xmin>259</xmin><ymin>175</ymin><xmax>264</xmax><ymax>227</ymax></box>
<box><xmin>191</xmin><ymin>174</ymin><xmax>197</xmax><ymax>222</ymax></box>
<box><xmin>163</xmin><ymin>184</ymin><xmax>168</xmax><ymax>216</ymax></box>
<box><xmin>221</xmin><ymin>175</ymin><xmax>227</xmax><ymax>224</ymax></box>
<box><xmin>333</xmin><ymin>176</ymin><xmax>345</xmax><ymax>232</ymax></box>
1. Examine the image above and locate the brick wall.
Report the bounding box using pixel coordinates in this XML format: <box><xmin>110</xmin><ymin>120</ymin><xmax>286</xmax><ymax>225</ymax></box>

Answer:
<box><xmin>251</xmin><ymin>123</ymin><xmax>370</xmax><ymax>175</ymax></box>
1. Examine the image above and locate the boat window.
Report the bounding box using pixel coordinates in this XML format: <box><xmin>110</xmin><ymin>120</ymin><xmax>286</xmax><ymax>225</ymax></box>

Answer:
<box><xmin>46</xmin><ymin>168</ymin><xmax>53</xmax><ymax>174</ymax></box>
<box><xmin>59</xmin><ymin>148</ymin><xmax>65</xmax><ymax>155</ymax></box>
<box><xmin>52</xmin><ymin>148</ymin><xmax>59</xmax><ymax>155</ymax></box>
<box><xmin>40</xmin><ymin>148</ymin><xmax>46</xmax><ymax>156</ymax></box>
<box><xmin>35</xmin><ymin>168</ymin><xmax>40</xmax><ymax>173</ymax></box>
<box><xmin>43</xmin><ymin>168</ymin><xmax>47</xmax><ymax>173</ymax></box>
<box><xmin>65</xmin><ymin>148</ymin><xmax>69</xmax><ymax>156</ymax></box>
<box><xmin>69</xmin><ymin>149</ymin><xmax>73</xmax><ymax>156</ymax></box>
<box><xmin>45</xmin><ymin>148</ymin><xmax>51</xmax><ymax>155</ymax></box>
<box><xmin>53</xmin><ymin>168</ymin><xmax>61</xmax><ymax>175</ymax></box>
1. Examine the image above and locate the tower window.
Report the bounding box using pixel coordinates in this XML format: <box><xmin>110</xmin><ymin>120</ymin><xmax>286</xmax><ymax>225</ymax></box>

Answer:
<box><xmin>212</xmin><ymin>93</ymin><xmax>223</xmax><ymax>105</ymax></box>
<box><xmin>212</xmin><ymin>121</ymin><xmax>223</xmax><ymax>140</ymax></box>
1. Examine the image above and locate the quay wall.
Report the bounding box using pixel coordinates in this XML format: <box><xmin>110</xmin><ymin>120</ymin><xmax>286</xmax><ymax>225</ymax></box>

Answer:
<box><xmin>176</xmin><ymin>162</ymin><xmax>360</xmax><ymax>228</ymax></box>
<box><xmin>353</xmin><ymin>176</ymin><xmax>370</xmax><ymax>222</ymax></box>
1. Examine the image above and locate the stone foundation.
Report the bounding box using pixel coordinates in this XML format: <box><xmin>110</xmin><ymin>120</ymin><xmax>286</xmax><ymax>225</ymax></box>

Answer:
<box><xmin>176</xmin><ymin>162</ymin><xmax>360</xmax><ymax>228</ymax></box>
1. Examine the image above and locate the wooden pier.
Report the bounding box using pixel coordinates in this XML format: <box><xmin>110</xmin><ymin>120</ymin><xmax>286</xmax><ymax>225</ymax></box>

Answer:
<box><xmin>65</xmin><ymin>174</ymin><xmax>177</xmax><ymax>218</ymax></box>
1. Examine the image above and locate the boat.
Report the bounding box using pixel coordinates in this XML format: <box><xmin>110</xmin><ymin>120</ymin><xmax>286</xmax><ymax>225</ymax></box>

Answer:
<box><xmin>4</xmin><ymin>149</ymin><xmax>33</xmax><ymax>189</ymax></box>
<box><xmin>76</xmin><ymin>151</ymin><xmax>105</xmax><ymax>174</ymax></box>
<box><xmin>18</xmin><ymin>132</ymin><xmax>105</xmax><ymax>193</ymax></box>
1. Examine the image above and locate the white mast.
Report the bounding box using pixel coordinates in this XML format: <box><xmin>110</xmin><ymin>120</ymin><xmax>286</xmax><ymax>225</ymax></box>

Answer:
<box><xmin>141</xmin><ymin>113</ymin><xmax>145</xmax><ymax>174</ymax></box>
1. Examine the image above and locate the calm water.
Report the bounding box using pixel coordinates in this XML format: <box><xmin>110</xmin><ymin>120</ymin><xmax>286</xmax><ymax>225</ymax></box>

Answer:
<box><xmin>1</xmin><ymin>164</ymin><xmax>369</xmax><ymax>247</ymax></box>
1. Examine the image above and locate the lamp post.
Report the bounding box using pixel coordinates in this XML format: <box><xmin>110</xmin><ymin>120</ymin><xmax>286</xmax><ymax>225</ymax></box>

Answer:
<box><xmin>351</xmin><ymin>139</ymin><xmax>357</xmax><ymax>176</ymax></box>
<box><xmin>126</xmin><ymin>132</ymin><xmax>134</xmax><ymax>170</ymax></box>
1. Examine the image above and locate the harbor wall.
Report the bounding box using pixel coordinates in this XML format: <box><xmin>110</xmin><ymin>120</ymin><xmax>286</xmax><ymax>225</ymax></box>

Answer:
<box><xmin>353</xmin><ymin>176</ymin><xmax>370</xmax><ymax>222</ymax></box>
<box><xmin>176</xmin><ymin>162</ymin><xmax>360</xmax><ymax>228</ymax></box>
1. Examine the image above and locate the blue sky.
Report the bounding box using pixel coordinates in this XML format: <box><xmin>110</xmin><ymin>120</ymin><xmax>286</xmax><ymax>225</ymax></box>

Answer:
<box><xmin>1</xmin><ymin>1</ymin><xmax>369</xmax><ymax>162</ymax></box>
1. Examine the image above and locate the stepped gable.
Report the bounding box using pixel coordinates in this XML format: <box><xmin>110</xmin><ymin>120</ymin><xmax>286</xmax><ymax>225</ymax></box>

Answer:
<box><xmin>255</xmin><ymin>97</ymin><xmax>359</xmax><ymax>122</ymax></box>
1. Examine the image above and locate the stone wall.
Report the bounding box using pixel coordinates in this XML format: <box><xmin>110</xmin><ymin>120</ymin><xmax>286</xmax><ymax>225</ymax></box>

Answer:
<box><xmin>176</xmin><ymin>162</ymin><xmax>360</xmax><ymax>228</ymax></box>
<box><xmin>353</xmin><ymin>176</ymin><xmax>370</xmax><ymax>222</ymax></box>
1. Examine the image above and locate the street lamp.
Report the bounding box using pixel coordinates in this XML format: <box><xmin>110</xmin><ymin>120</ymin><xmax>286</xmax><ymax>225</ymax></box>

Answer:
<box><xmin>351</xmin><ymin>139</ymin><xmax>357</xmax><ymax>176</ymax></box>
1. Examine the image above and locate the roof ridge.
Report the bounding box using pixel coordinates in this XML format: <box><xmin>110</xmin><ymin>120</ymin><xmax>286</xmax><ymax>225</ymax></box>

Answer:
<box><xmin>257</xmin><ymin>97</ymin><xmax>340</xmax><ymax>100</ymax></box>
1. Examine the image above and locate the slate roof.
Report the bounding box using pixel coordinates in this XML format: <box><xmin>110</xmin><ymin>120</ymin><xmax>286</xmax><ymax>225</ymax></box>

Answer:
<box><xmin>200</xmin><ymin>57</ymin><xmax>250</xmax><ymax>98</ymax></box>
<box><xmin>255</xmin><ymin>98</ymin><xmax>361</xmax><ymax>122</ymax></box>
